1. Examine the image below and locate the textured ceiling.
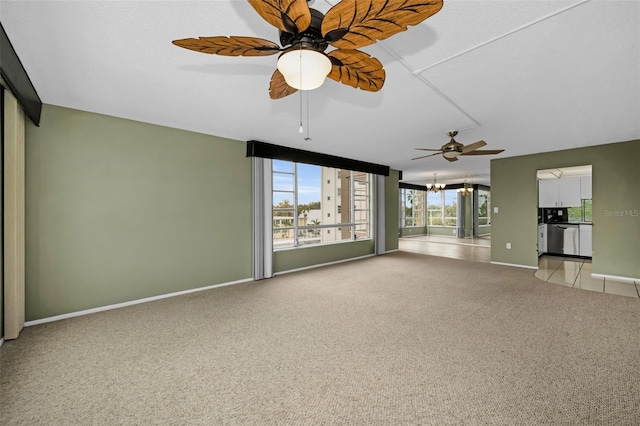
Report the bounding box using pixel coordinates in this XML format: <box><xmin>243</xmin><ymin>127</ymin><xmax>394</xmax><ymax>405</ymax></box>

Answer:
<box><xmin>1</xmin><ymin>0</ymin><xmax>638</xmax><ymax>186</ymax></box>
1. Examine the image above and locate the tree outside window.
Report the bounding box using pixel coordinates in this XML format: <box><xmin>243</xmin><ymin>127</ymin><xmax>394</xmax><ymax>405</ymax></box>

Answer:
<box><xmin>443</xmin><ymin>190</ymin><xmax>457</xmax><ymax>227</ymax></box>
<box><xmin>478</xmin><ymin>189</ymin><xmax>490</xmax><ymax>226</ymax></box>
<box><xmin>427</xmin><ymin>192</ymin><xmax>443</xmax><ymax>226</ymax></box>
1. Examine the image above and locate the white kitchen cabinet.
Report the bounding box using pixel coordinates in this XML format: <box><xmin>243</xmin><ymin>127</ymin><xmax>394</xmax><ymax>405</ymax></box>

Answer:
<box><xmin>538</xmin><ymin>180</ymin><xmax>558</xmax><ymax>207</ymax></box>
<box><xmin>579</xmin><ymin>224</ymin><xmax>592</xmax><ymax>257</ymax></box>
<box><xmin>538</xmin><ymin>177</ymin><xmax>581</xmax><ymax>207</ymax></box>
<box><xmin>538</xmin><ymin>224</ymin><xmax>547</xmax><ymax>254</ymax></box>
<box><xmin>580</xmin><ymin>175</ymin><xmax>592</xmax><ymax>199</ymax></box>
<box><xmin>557</xmin><ymin>177</ymin><xmax>581</xmax><ymax>207</ymax></box>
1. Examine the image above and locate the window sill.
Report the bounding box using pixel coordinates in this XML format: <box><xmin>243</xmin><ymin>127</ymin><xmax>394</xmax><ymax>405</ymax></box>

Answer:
<box><xmin>274</xmin><ymin>237</ymin><xmax>373</xmax><ymax>252</ymax></box>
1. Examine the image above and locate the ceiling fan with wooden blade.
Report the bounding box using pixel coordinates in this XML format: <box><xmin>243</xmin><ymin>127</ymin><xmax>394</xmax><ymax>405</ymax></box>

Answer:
<box><xmin>172</xmin><ymin>0</ymin><xmax>443</xmax><ymax>99</ymax></box>
<box><xmin>412</xmin><ymin>131</ymin><xmax>505</xmax><ymax>162</ymax></box>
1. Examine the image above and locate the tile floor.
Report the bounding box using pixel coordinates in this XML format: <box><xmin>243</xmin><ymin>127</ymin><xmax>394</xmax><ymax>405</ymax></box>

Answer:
<box><xmin>536</xmin><ymin>255</ymin><xmax>640</xmax><ymax>298</ymax></box>
<box><xmin>399</xmin><ymin>235</ymin><xmax>640</xmax><ymax>299</ymax></box>
<box><xmin>398</xmin><ymin>234</ymin><xmax>491</xmax><ymax>263</ymax></box>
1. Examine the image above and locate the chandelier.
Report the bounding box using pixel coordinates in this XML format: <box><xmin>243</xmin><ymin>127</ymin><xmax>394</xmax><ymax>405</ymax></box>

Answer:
<box><xmin>457</xmin><ymin>182</ymin><xmax>474</xmax><ymax>196</ymax></box>
<box><xmin>426</xmin><ymin>173</ymin><xmax>446</xmax><ymax>193</ymax></box>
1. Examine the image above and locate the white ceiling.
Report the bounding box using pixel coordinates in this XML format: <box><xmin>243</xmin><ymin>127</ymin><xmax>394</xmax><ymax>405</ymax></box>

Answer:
<box><xmin>1</xmin><ymin>0</ymin><xmax>638</xmax><ymax>186</ymax></box>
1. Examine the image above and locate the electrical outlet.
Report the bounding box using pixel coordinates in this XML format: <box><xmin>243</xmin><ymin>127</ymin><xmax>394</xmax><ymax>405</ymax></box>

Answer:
<box><xmin>493</xmin><ymin>207</ymin><xmax>499</xmax><ymax>214</ymax></box>
<box><xmin>452</xmin><ymin>229</ymin><xmax>456</xmax><ymax>235</ymax></box>
<box><xmin>506</xmin><ymin>243</ymin><xmax>512</xmax><ymax>249</ymax></box>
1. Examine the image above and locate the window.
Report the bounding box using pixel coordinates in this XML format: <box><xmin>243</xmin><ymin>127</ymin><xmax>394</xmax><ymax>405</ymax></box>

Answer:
<box><xmin>582</xmin><ymin>199</ymin><xmax>592</xmax><ymax>222</ymax></box>
<box><xmin>427</xmin><ymin>192</ymin><xmax>443</xmax><ymax>226</ymax></box>
<box><xmin>569</xmin><ymin>199</ymin><xmax>592</xmax><ymax>222</ymax></box>
<box><xmin>478</xmin><ymin>189</ymin><xmax>491</xmax><ymax>226</ymax></box>
<box><xmin>424</xmin><ymin>190</ymin><xmax>456</xmax><ymax>227</ymax></box>
<box><xmin>401</xmin><ymin>188</ymin><xmax>425</xmax><ymax>227</ymax></box>
<box><xmin>443</xmin><ymin>190</ymin><xmax>457</xmax><ymax>227</ymax></box>
<box><xmin>272</xmin><ymin>160</ymin><xmax>371</xmax><ymax>249</ymax></box>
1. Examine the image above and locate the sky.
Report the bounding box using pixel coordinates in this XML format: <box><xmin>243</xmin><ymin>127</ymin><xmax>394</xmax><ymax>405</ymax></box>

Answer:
<box><xmin>273</xmin><ymin>160</ymin><xmax>321</xmax><ymax>205</ymax></box>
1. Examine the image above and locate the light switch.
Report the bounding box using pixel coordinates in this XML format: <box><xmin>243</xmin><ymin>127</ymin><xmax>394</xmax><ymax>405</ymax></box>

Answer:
<box><xmin>493</xmin><ymin>207</ymin><xmax>499</xmax><ymax>214</ymax></box>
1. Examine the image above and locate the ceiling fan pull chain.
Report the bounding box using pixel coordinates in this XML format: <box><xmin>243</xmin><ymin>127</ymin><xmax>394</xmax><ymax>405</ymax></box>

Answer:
<box><xmin>305</xmin><ymin>90</ymin><xmax>311</xmax><ymax>141</ymax></box>
<box><xmin>298</xmin><ymin>45</ymin><xmax>304</xmax><ymax>134</ymax></box>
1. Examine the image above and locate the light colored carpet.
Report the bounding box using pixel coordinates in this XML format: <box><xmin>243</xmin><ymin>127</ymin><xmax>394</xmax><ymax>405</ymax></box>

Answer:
<box><xmin>1</xmin><ymin>251</ymin><xmax>639</xmax><ymax>425</ymax></box>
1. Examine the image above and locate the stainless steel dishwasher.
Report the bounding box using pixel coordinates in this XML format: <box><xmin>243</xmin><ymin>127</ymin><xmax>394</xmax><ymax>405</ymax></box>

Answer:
<box><xmin>547</xmin><ymin>224</ymin><xmax>579</xmax><ymax>255</ymax></box>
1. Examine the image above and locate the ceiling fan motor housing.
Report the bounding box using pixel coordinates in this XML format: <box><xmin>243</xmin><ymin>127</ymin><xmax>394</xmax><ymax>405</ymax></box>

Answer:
<box><xmin>279</xmin><ymin>8</ymin><xmax>328</xmax><ymax>52</ymax></box>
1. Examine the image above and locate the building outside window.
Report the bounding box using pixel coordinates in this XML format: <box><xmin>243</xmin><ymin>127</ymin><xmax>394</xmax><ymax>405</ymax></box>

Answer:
<box><xmin>272</xmin><ymin>160</ymin><xmax>371</xmax><ymax>249</ymax></box>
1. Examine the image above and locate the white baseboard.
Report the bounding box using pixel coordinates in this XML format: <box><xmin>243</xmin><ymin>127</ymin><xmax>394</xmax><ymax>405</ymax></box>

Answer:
<box><xmin>591</xmin><ymin>273</ymin><xmax>640</xmax><ymax>283</ymax></box>
<box><xmin>490</xmin><ymin>261</ymin><xmax>539</xmax><ymax>270</ymax></box>
<box><xmin>24</xmin><ymin>277</ymin><xmax>253</xmax><ymax>327</ymax></box>
<box><xmin>385</xmin><ymin>249</ymin><xmax>400</xmax><ymax>253</ymax></box>
<box><xmin>275</xmin><ymin>254</ymin><xmax>376</xmax><ymax>276</ymax></box>
<box><xmin>0</xmin><ymin>337</ymin><xmax>4</xmax><ymax>349</ymax></box>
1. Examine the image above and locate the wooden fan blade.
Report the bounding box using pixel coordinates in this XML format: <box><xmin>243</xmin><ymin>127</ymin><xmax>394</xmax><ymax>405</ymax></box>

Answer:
<box><xmin>411</xmin><ymin>152</ymin><xmax>441</xmax><ymax>160</ymax></box>
<box><xmin>269</xmin><ymin>69</ymin><xmax>298</xmax><ymax>99</ymax></box>
<box><xmin>327</xmin><ymin>49</ymin><xmax>385</xmax><ymax>92</ymax></box>
<box><xmin>322</xmin><ymin>0</ymin><xmax>443</xmax><ymax>49</ymax></box>
<box><xmin>460</xmin><ymin>149</ymin><xmax>505</xmax><ymax>156</ymax></box>
<box><xmin>172</xmin><ymin>36</ymin><xmax>281</xmax><ymax>56</ymax></box>
<box><xmin>461</xmin><ymin>140</ymin><xmax>487</xmax><ymax>153</ymax></box>
<box><xmin>444</xmin><ymin>156</ymin><xmax>459</xmax><ymax>162</ymax></box>
<box><xmin>415</xmin><ymin>148</ymin><xmax>442</xmax><ymax>151</ymax></box>
<box><xmin>248</xmin><ymin>0</ymin><xmax>311</xmax><ymax>33</ymax></box>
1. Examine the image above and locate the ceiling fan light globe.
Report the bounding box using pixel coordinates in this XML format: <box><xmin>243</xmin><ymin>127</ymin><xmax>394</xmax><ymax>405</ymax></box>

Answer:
<box><xmin>442</xmin><ymin>151</ymin><xmax>460</xmax><ymax>159</ymax></box>
<box><xmin>277</xmin><ymin>49</ymin><xmax>332</xmax><ymax>90</ymax></box>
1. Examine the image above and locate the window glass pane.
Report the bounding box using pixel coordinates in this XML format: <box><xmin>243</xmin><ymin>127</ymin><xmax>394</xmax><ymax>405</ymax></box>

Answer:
<box><xmin>355</xmin><ymin>223</ymin><xmax>368</xmax><ymax>239</ymax></box>
<box><xmin>273</xmin><ymin>192</ymin><xmax>294</xmax><ymax>206</ymax></box>
<box><xmin>273</xmin><ymin>228</ymin><xmax>294</xmax><ymax>249</ymax></box>
<box><xmin>478</xmin><ymin>189</ymin><xmax>490</xmax><ymax>226</ymax></box>
<box><xmin>414</xmin><ymin>190</ymin><xmax>425</xmax><ymax>226</ymax></box>
<box><xmin>353</xmin><ymin>171</ymin><xmax>369</xmax><ymax>237</ymax></box>
<box><xmin>444</xmin><ymin>190</ymin><xmax>457</xmax><ymax>227</ymax></box>
<box><xmin>427</xmin><ymin>192</ymin><xmax>443</xmax><ymax>226</ymax></box>
<box><xmin>337</xmin><ymin>169</ymin><xmax>350</xmax><ymax>225</ymax></box>
<box><xmin>297</xmin><ymin>163</ymin><xmax>321</xmax><ymax>227</ymax></box>
<box><xmin>583</xmin><ymin>199</ymin><xmax>592</xmax><ymax>222</ymax></box>
<box><xmin>404</xmin><ymin>188</ymin><xmax>413</xmax><ymax>227</ymax></box>
<box><xmin>273</xmin><ymin>175</ymin><xmax>295</xmax><ymax>249</ymax></box>
<box><xmin>568</xmin><ymin>207</ymin><xmax>581</xmax><ymax>222</ymax></box>
<box><xmin>273</xmin><ymin>173</ymin><xmax>294</xmax><ymax>191</ymax></box>
<box><xmin>297</xmin><ymin>228</ymin><xmax>321</xmax><ymax>246</ymax></box>
<box><xmin>273</xmin><ymin>160</ymin><xmax>293</xmax><ymax>173</ymax></box>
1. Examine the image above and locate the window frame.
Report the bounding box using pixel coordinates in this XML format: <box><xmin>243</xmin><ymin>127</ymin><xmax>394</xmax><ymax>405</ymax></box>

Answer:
<box><xmin>272</xmin><ymin>160</ymin><xmax>372</xmax><ymax>251</ymax></box>
<box><xmin>401</xmin><ymin>188</ymin><xmax>426</xmax><ymax>228</ymax></box>
<box><xmin>477</xmin><ymin>188</ymin><xmax>491</xmax><ymax>227</ymax></box>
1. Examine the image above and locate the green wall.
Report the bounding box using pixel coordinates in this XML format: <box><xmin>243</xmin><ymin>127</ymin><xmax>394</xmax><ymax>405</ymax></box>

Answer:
<box><xmin>274</xmin><ymin>240</ymin><xmax>375</xmax><ymax>273</ymax></box>
<box><xmin>401</xmin><ymin>226</ymin><xmax>460</xmax><ymax>237</ymax></box>
<box><xmin>427</xmin><ymin>226</ymin><xmax>457</xmax><ymax>236</ymax></box>
<box><xmin>25</xmin><ymin>105</ymin><xmax>253</xmax><ymax>320</ymax></box>
<box><xmin>491</xmin><ymin>139</ymin><xmax>640</xmax><ymax>279</ymax></box>
<box><xmin>478</xmin><ymin>225</ymin><xmax>491</xmax><ymax>236</ymax></box>
<box><xmin>401</xmin><ymin>227</ymin><xmax>426</xmax><ymax>237</ymax></box>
